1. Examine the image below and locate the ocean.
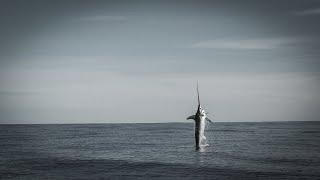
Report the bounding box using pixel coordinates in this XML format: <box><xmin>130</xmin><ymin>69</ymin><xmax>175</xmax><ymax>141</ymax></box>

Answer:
<box><xmin>1</xmin><ymin>122</ymin><xmax>320</xmax><ymax>179</ymax></box>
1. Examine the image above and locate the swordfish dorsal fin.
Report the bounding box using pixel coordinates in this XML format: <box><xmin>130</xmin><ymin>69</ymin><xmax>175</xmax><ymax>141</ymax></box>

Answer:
<box><xmin>186</xmin><ymin>115</ymin><xmax>196</xmax><ymax>120</ymax></box>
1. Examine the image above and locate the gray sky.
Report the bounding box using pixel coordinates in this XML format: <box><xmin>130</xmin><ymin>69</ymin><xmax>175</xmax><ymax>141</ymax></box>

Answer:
<box><xmin>1</xmin><ymin>0</ymin><xmax>320</xmax><ymax>123</ymax></box>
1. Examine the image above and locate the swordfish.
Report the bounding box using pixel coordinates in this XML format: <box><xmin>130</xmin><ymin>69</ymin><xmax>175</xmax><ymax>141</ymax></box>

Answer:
<box><xmin>187</xmin><ymin>83</ymin><xmax>212</xmax><ymax>150</ymax></box>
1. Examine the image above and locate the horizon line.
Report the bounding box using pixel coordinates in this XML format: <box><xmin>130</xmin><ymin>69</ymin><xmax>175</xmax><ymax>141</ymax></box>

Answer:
<box><xmin>0</xmin><ymin>120</ymin><xmax>319</xmax><ymax>125</ymax></box>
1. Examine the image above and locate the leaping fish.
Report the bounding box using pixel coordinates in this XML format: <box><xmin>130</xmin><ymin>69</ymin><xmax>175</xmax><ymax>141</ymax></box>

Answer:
<box><xmin>187</xmin><ymin>82</ymin><xmax>213</xmax><ymax>150</ymax></box>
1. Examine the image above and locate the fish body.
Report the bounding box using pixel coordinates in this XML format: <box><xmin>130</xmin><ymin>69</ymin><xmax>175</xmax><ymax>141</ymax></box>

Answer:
<box><xmin>187</xmin><ymin>83</ymin><xmax>212</xmax><ymax>150</ymax></box>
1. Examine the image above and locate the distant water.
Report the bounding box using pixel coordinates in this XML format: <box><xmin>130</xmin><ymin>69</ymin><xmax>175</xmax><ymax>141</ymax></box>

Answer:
<box><xmin>1</xmin><ymin>122</ymin><xmax>320</xmax><ymax>179</ymax></box>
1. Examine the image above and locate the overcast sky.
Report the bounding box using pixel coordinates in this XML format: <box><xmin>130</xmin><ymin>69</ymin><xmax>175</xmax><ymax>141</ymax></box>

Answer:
<box><xmin>1</xmin><ymin>0</ymin><xmax>320</xmax><ymax>123</ymax></box>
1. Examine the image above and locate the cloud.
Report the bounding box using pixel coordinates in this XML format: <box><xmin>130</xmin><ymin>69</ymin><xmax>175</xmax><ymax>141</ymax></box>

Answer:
<box><xmin>192</xmin><ymin>38</ymin><xmax>304</xmax><ymax>50</ymax></box>
<box><xmin>295</xmin><ymin>8</ymin><xmax>320</xmax><ymax>16</ymax></box>
<box><xmin>0</xmin><ymin>90</ymin><xmax>40</xmax><ymax>96</ymax></box>
<box><xmin>77</xmin><ymin>15</ymin><xmax>127</xmax><ymax>22</ymax></box>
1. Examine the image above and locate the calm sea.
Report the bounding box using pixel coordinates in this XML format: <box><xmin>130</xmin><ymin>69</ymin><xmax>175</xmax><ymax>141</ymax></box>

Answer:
<box><xmin>1</xmin><ymin>122</ymin><xmax>320</xmax><ymax>179</ymax></box>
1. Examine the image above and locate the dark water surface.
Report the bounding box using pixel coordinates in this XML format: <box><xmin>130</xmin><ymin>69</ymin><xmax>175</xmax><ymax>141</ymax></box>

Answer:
<box><xmin>1</xmin><ymin>122</ymin><xmax>320</xmax><ymax>179</ymax></box>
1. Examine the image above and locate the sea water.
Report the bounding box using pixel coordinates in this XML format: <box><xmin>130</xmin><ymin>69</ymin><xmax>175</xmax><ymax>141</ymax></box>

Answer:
<box><xmin>1</xmin><ymin>122</ymin><xmax>320</xmax><ymax>179</ymax></box>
